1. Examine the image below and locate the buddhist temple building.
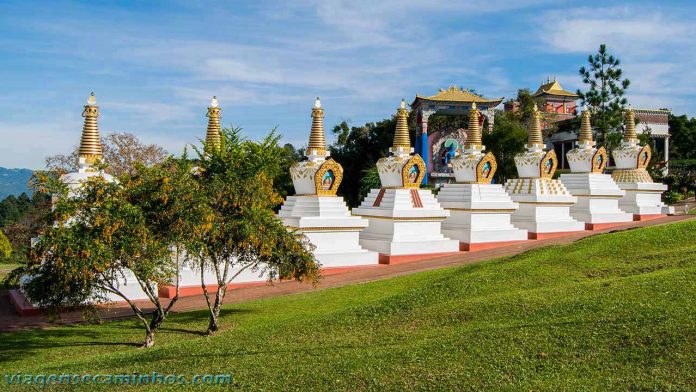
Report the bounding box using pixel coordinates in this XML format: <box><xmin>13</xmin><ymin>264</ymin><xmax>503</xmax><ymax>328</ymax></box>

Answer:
<box><xmin>411</xmin><ymin>86</ymin><xmax>504</xmax><ymax>186</ymax></box>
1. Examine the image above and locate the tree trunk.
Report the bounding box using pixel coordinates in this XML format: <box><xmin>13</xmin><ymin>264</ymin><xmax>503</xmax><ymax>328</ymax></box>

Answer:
<box><xmin>143</xmin><ymin>329</ymin><xmax>155</xmax><ymax>348</ymax></box>
<box><xmin>207</xmin><ymin>285</ymin><xmax>225</xmax><ymax>334</ymax></box>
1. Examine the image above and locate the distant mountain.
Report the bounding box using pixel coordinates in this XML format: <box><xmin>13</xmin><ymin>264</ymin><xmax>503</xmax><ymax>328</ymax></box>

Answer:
<box><xmin>0</xmin><ymin>167</ymin><xmax>33</xmax><ymax>199</ymax></box>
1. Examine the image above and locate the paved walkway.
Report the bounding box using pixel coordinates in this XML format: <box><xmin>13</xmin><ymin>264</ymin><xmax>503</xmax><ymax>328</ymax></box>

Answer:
<box><xmin>1</xmin><ymin>214</ymin><xmax>692</xmax><ymax>332</ymax></box>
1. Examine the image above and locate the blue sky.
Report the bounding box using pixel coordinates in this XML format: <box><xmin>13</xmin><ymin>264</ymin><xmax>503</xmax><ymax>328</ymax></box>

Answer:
<box><xmin>1</xmin><ymin>0</ymin><xmax>695</xmax><ymax>169</ymax></box>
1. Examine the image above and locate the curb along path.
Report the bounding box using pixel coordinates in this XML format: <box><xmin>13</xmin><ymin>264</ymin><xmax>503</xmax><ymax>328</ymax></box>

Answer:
<box><xmin>1</xmin><ymin>214</ymin><xmax>692</xmax><ymax>332</ymax></box>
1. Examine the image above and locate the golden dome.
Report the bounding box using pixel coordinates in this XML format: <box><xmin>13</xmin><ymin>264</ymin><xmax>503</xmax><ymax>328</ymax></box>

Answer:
<box><xmin>307</xmin><ymin>97</ymin><xmax>326</xmax><ymax>155</ymax></box>
<box><xmin>78</xmin><ymin>92</ymin><xmax>103</xmax><ymax>163</ymax></box>
<box><xmin>205</xmin><ymin>96</ymin><xmax>222</xmax><ymax>152</ymax></box>
<box><xmin>624</xmin><ymin>107</ymin><xmax>638</xmax><ymax>142</ymax></box>
<box><xmin>465</xmin><ymin>102</ymin><xmax>482</xmax><ymax>148</ymax></box>
<box><xmin>527</xmin><ymin>103</ymin><xmax>543</xmax><ymax>147</ymax></box>
<box><xmin>579</xmin><ymin>106</ymin><xmax>593</xmax><ymax>143</ymax></box>
<box><xmin>393</xmin><ymin>99</ymin><xmax>410</xmax><ymax>149</ymax></box>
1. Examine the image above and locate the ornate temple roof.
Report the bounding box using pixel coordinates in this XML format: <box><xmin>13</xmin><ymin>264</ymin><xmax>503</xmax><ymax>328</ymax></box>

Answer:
<box><xmin>412</xmin><ymin>86</ymin><xmax>503</xmax><ymax>107</ymax></box>
<box><xmin>532</xmin><ymin>79</ymin><xmax>578</xmax><ymax>98</ymax></box>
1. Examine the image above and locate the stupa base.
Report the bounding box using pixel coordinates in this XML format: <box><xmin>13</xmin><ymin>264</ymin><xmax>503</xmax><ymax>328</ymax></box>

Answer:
<box><xmin>633</xmin><ymin>213</ymin><xmax>667</xmax><ymax>222</ymax></box>
<box><xmin>560</xmin><ymin>173</ymin><xmax>634</xmax><ymax>225</ymax></box>
<box><xmin>584</xmin><ymin>222</ymin><xmax>631</xmax><ymax>231</ymax></box>
<box><xmin>614</xmin><ymin>181</ymin><xmax>670</xmax><ymax>216</ymax></box>
<box><xmin>528</xmin><ymin>231</ymin><xmax>585</xmax><ymax>240</ymax></box>
<box><xmin>9</xmin><ymin>289</ymin><xmax>41</xmax><ymax>317</ymax></box>
<box><xmin>510</xmin><ymin>202</ymin><xmax>586</xmax><ymax>237</ymax></box>
<box><xmin>437</xmin><ymin>183</ymin><xmax>529</xmax><ymax>250</ymax></box>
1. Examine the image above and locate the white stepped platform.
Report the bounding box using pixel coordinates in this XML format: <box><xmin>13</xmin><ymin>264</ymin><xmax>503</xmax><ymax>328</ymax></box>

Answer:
<box><xmin>279</xmin><ymin>195</ymin><xmax>378</xmax><ymax>267</ymax></box>
<box><xmin>616</xmin><ymin>182</ymin><xmax>674</xmax><ymax>216</ymax></box>
<box><xmin>437</xmin><ymin>183</ymin><xmax>527</xmax><ymax>249</ymax></box>
<box><xmin>560</xmin><ymin>173</ymin><xmax>633</xmax><ymax>226</ymax></box>
<box><xmin>504</xmin><ymin>178</ymin><xmax>585</xmax><ymax>237</ymax></box>
<box><xmin>353</xmin><ymin>188</ymin><xmax>459</xmax><ymax>258</ymax></box>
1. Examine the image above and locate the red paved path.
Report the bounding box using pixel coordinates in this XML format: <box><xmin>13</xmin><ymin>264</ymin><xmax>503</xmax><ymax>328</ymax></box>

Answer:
<box><xmin>1</xmin><ymin>215</ymin><xmax>692</xmax><ymax>332</ymax></box>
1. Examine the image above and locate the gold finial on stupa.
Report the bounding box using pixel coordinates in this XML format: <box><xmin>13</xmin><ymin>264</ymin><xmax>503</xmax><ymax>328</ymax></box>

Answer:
<box><xmin>306</xmin><ymin>97</ymin><xmax>327</xmax><ymax>155</ymax></box>
<box><xmin>624</xmin><ymin>106</ymin><xmax>638</xmax><ymax>142</ymax></box>
<box><xmin>579</xmin><ymin>105</ymin><xmax>593</xmax><ymax>143</ymax></box>
<box><xmin>527</xmin><ymin>102</ymin><xmax>543</xmax><ymax>147</ymax></box>
<box><xmin>465</xmin><ymin>102</ymin><xmax>482</xmax><ymax>149</ymax></box>
<box><xmin>205</xmin><ymin>96</ymin><xmax>222</xmax><ymax>151</ymax></box>
<box><xmin>78</xmin><ymin>92</ymin><xmax>103</xmax><ymax>165</ymax></box>
<box><xmin>393</xmin><ymin>99</ymin><xmax>411</xmax><ymax>149</ymax></box>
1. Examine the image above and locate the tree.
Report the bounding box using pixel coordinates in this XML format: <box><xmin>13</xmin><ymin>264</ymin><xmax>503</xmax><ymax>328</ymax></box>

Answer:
<box><xmin>189</xmin><ymin>128</ymin><xmax>319</xmax><ymax>334</ymax></box>
<box><xmin>577</xmin><ymin>44</ymin><xmax>631</xmax><ymax>145</ymax></box>
<box><xmin>0</xmin><ymin>230</ymin><xmax>11</xmax><ymax>261</ymax></box>
<box><xmin>45</xmin><ymin>132</ymin><xmax>168</xmax><ymax>176</ymax></box>
<box><xmin>668</xmin><ymin>114</ymin><xmax>696</xmax><ymax>160</ymax></box>
<box><xmin>23</xmin><ymin>158</ymin><xmax>201</xmax><ymax>347</ymax></box>
<box><xmin>483</xmin><ymin>112</ymin><xmax>527</xmax><ymax>183</ymax></box>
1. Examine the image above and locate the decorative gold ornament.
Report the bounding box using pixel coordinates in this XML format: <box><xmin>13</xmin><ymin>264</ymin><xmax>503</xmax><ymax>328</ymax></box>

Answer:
<box><xmin>527</xmin><ymin>103</ymin><xmax>543</xmax><ymax>147</ymax></box>
<box><xmin>539</xmin><ymin>150</ymin><xmax>558</xmax><ymax>178</ymax></box>
<box><xmin>611</xmin><ymin>168</ymin><xmax>653</xmax><ymax>183</ymax></box>
<box><xmin>393</xmin><ymin>99</ymin><xmax>411</xmax><ymax>149</ymax></box>
<box><xmin>205</xmin><ymin>96</ymin><xmax>222</xmax><ymax>151</ymax></box>
<box><xmin>475</xmin><ymin>152</ymin><xmax>497</xmax><ymax>183</ymax></box>
<box><xmin>465</xmin><ymin>102</ymin><xmax>481</xmax><ymax>148</ymax></box>
<box><xmin>624</xmin><ymin>107</ymin><xmax>638</xmax><ymax>142</ymax></box>
<box><xmin>314</xmin><ymin>158</ymin><xmax>343</xmax><ymax>196</ymax></box>
<box><xmin>78</xmin><ymin>92</ymin><xmax>103</xmax><ymax>161</ymax></box>
<box><xmin>308</xmin><ymin>97</ymin><xmax>327</xmax><ymax>155</ymax></box>
<box><xmin>401</xmin><ymin>154</ymin><xmax>426</xmax><ymax>188</ymax></box>
<box><xmin>591</xmin><ymin>147</ymin><xmax>607</xmax><ymax>173</ymax></box>
<box><xmin>636</xmin><ymin>145</ymin><xmax>651</xmax><ymax>169</ymax></box>
<box><xmin>579</xmin><ymin>107</ymin><xmax>593</xmax><ymax>143</ymax></box>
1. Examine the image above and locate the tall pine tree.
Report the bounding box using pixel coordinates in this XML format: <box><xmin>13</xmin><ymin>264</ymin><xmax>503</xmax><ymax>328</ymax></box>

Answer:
<box><xmin>577</xmin><ymin>44</ymin><xmax>631</xmax><ymax>146</ymax></box>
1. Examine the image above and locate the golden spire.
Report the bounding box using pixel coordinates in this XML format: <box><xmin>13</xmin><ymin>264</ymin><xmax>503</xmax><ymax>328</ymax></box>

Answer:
<box><xmin>624</xmin><ymin>106</ymin><xmax>638</xmax><ymax>142</ymax></box>
<box><xmin>205</xmin><ymin>96</ymin><xmax>221</xmax><ymax>151</ymax></box>
<box><xmin>307</xmin><ymin>97</ymin><xmax>326</xmax><ymax>155</ymax></box>
<box><xmin>527</xmin><ymin>103</ymin><xmax>543</xmax><ymax>147</ymax></box>
<box><xmin>465</xmin><ymin>102</ymin><xmax>481</xmax><ymax>149</ymax></box>
<box><xmin>393</xmin><ymin>99</ymin><xmax>411</xmax><ymax>149</ymax></box>
<box><xmin>579</xmin><ymin>106</ymin><xmax>593</xmax><ymax>143</ymax></box>
<box><xmin>78</xmin><ymin>92</ymin><xmax>103</xmax><ymax>164</ymax></box>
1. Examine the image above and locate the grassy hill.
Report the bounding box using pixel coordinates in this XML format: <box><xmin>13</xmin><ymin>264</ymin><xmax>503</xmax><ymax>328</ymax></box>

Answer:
<box><xmin>1</xmin><ymin>219</ymin><xmax>695</xmax><ymax>391</ymax></box>
<box><xmin>0</xmin><ymin>167</ymin><xmax>32</xmax><ymax>199</ymax></box>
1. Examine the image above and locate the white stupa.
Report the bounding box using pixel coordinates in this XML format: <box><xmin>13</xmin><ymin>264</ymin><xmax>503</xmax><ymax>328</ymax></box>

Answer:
<box><xmin>436</xmin><ymin>103</ymin><xmax>527</xmax><ymax>250</ymax></box>
<box><xmin>353</xmin><ymin>100</ymin><xmax>459</xmax><ymax>263</ymax></box>
<box><xmin>278</xmin><ymin>98</ymin><xmax>378</xmax><ymax>268</ymax></box>
<box><xmin>559</xmin><ymin>107</ymin><xmax>633</xmax><ymax>229</ymax></box>
<box><xmin>504</xmin><ymin>104</ymin><xmax>585</xmax><ymax>239</ymax></box>
<box><xmin>611</xmin><ymin>107</ymin><xmax>674</xmax><ymax>220</ymax></box>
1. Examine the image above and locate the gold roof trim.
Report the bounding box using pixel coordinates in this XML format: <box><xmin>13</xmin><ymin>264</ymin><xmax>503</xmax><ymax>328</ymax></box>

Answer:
<box><xmin>413</xmin><ymin>85</ymin><xmax>503</xmax><ymax>105</ymax></box>
<box><xmin>532</xmin><ymin>79</ymin><xmax>579</xmax><ymax>98</ymax></box>
<box><xmin>78</xmin><ymin>92</ymin><xmax>103</xmax><ymax>160</ymax></box>
<box><xmin>393</xmin><ymin>99</ymin><xmax>411</xmax><ymax>149</ymax></box>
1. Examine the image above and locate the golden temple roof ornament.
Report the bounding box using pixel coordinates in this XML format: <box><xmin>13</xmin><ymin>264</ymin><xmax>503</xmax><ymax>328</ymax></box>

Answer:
<box><xmin>465</xmin><ymin>102</ymin><xmax>482</xmax><ymax>149</ymax></box>
<box><xmin>579</xmin><ymin>105</ymin><xmax>593</xmax><ymax>143</ymax></box>
<box><xmin>205</xmin><ymin>96</ymin><xmax>222</xmax><ymax>151</ymax></box>
<box><xmin>307</xmin><ymin>97</ymin><xmax>327</xmax><ymax>155</ymax></box>
<box><xmin>527</xmin><ymin>103</ymin><xmax>543</xmax><ymax>147</ymax></box>
<box><xmin>78</xmin><ymin>92</ymin><xmax>103</xmax><ymax>165</ymax></box>
<box><xmin>624</xmin><ymin>106</ymin><xmax>638</xmax><ymax>142</ymax></box>
<box><xmin>393</xmin><ymin>99</ymin><xmax>411</xmax><ymax>149</ymax></box>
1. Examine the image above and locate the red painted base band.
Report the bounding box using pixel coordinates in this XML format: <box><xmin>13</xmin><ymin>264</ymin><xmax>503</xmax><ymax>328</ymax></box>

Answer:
<box><xmin>320</xmin><ymin>265</ymin><xmax>382</xmax><ymax>276</ymax></box>
<box><xmin>585</xmin><ymin>222</ymin><xmax>631</xmax><ymax>231</ymax></box>
<box><xmin>460</xmin><ymin>240</ymin><xmax>527</xmax><ymax>252</ymax></box>
<box><xmin>158</xmin><ymin>280</ymin><xmax>268</xmax><ymax>299</ymax></box>
<box><xmin>528</xmin><ymin>231</ymin><xmax>585</xmax><ymax>240</ymax></box>
<box><xmin>9</xmin><ymin>289</ymin><xmax>42</xmax><ymax>317</ymax></box>
<box><xmin>378</xmin><ymin>251</ymin><xmax>461</xmax><ymax>265</ymax></box>
<box><xmin>633</xmin><ymin>214</ymin><xmax>666</xmax><ymax>222</ymax></box>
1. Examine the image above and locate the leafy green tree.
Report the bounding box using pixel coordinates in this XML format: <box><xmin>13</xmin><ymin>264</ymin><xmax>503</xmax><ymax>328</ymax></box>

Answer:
<box><xmin>577</xmin><ymin>44</ymin><xmax>631</xmax><ymax>145</ymax></box>
<box><xmin>483</xmin><ymin>112</ymin><xmax>527</xmax><ymax>183</ymax></box>
<box><xmin>330</xmin><ymin>117</ymin><xmax>400</xmax><ymax>206</ymax></box>
<box><xmin>668</xmin><ymin>114</ymin><xmax>696</xmax><ymax>160</ymax></box>
<box><xmin>0</xmin><ymin>230</ymin><xmax>11</xmax><ymax>261</ymax></box>
<box><xmin>23</xmin><ymin>159</ymin><xmax>201</xmax><ymax>347</ymax></box>
<box><xmin>189</xmin><ymin>128</ymin><xmax>319</xmax><ymax>334</ymax></box>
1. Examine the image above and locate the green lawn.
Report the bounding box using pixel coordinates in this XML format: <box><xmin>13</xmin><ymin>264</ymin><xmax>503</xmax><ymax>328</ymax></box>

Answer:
<box><xmin>1</xmin><ymin>219</ymin><xmax>695</xmax><ymax>391</ymax></box>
